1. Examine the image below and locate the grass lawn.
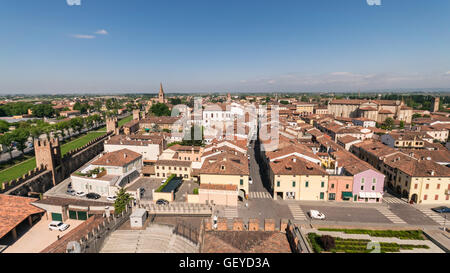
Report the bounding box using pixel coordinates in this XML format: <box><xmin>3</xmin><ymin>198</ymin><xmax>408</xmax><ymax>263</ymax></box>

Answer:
<box><xmin>0</xmin><ymin>132</ymin><xmax>106</xmax><ymax>185</ymax></box>
<box><xmin>308</xmin><ymin>233</ymin><xmax>429</xmax><ymax>253</ymax></box>
<box><xmin>317</xmin><ymin>228</ymin><xmax>425</xmax><ymax>240</ymax></box>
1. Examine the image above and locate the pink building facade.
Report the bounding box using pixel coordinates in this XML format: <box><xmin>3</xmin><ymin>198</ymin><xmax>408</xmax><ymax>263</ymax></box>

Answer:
<box><xmin>328</xmin><ymin>176</ymin><xmax>354</xmax><ymax>201</ymax></box>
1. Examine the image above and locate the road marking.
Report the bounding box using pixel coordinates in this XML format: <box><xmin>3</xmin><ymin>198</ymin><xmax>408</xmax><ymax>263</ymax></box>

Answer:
<box><xmin>376</xmin><ymin>207</ymin><xmax>406</xmax><ymax>224</ymax></box>
<box><xmin>288</xmin><ymin>204</ymin><xmax>307</xmax><ymax>221</ymax></box>
<box><xmin>249</xmin><ymin>191</ymin><xmax>272</xmax><ymax>199</ymax></box>
<box><xmin>417</xmin><ymin>208</ymin><xmax>448</xmax><ymax>225</ymax></box>
<box><xmin>224</xmin><ymin>207</ymin><xmax>238</xmax><ymax>219</ymax></box>
<box><xmin>383</xmin><ymin>197</ymin><xmax>407</xmax><ymax>204</ymax></box>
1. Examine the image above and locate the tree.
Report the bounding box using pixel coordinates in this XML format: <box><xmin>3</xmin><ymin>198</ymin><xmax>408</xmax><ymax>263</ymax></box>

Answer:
<box><xmin>399</xmin><ymin>120</ymin><xmax>405</xmax><ymax>129</ymax></box>
<box><xmin>0</xmin><ymin>133</ymin><xmax>14</xmax><ymax>162</ymax></box>
<box><xmin>319</xmin><ymin>235</ymin><xmax>335</xmax><ymax>251</ymax></box>
<box><xmin>32</xmin><ymin>103</ymin><xmax>55</xmax><ymax>118</ymax></box>
<box><xmin>114</xmin><ymin>188</ymin><xmax>132</xmax><ymax>214</ymax></box>
<box><xmin>73</xmin><ymin>102</ymin><xmax>89</xmax><ymax>114</ymax></box>
<box><xmin>0</xmin><ymin>120</ymin><xmax>9</xmax><ymax>133</ymax></box>
<box><xmin>381</xmin><ymin>117</ymin><xmax>394</xmax><ymax>131</ymax></box>
<box><xmin>150</xmin><ymin>103</ymin><xmax>171</xmax><ymax>117</ymax></box>
<box><xmin>11</xmin><ymin>128</ymin><xmax>30</xmax><ymax>155</ymax></box>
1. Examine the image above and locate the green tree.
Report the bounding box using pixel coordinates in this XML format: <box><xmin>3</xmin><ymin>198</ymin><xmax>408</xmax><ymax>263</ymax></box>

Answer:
<box><xmin>32</xmin><ymin>103</ymin><xmax>55</xmax><ymax>118</ymax></box>
<box><xmin>0</xmin><ymin>133</ymin><xmax>14</xmax><ymax>162</ymax></box>
<box><xmin>0</xmin><ymin>120</ymin><xmax>9</xmax><ymax>133</ymax></box>
<box><xmin>150</xmin><ymin>103</ymin><xmax>171</xmax><ymax>116</ymax></box>
<box><xmin>381</xmin><ymin>117</ymin><xmax>394</xmax><ymax>131</ymax></box>
<box><xmin>114</xmin><ymin>188</ymin><xmax>132</xmax><ymax>214</ymax></box>
<box><xmin>399</xmin><ymin>121</ymin><xmax>405</xmax><ymax>129</ymax></box>
<box><xmin>11</xmin><ymin>128</ymin><xmax>30</xmax><ymax>155</ymax></box>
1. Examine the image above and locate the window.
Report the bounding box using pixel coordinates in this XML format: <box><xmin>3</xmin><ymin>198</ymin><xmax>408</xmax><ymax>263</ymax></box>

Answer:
<box><xmin>414</xmin><ymin>184</ymin><xmax>418</xmax><ymax>190</ymax></box>
<box><xmin>372</xmin><ymin>185</ymin><xmax>375</xmax><ymax>191</ymax></box>
<box><xmin>345</xmin><ymin>184</ymin><xmax>349</xmax><ymax>189</ymax></box>
<box><xmin>277</xmin><ymin>181</ymin><xmax>280</xmax><ymax>187</ymax></box>
<box><xmin>320</xmin><ymin>192</ymin><xmax>324</xmax><ymax>200</ymax></box>
<box><xmin>321</xmin><ymin>182</ymin><xmax>325</xmax><ymax>188</ymax></box>
<box><xmin>426</xmin><ymin>184</ymin><xmax>429</xmax><ymax>190</ymax></box>
<box><xmin>361</xmin><ymin>178</ymin><xmax>365</xmax><ymax>184</ymax></box>
<box><xmin>240</xmin><ymin>179</ymin><xmax>243</xmax><ymax>185</ymax></box>
<box><xmin>361</xmin><ymin>185</ymin><xmax>364</xmax><ymax>191</ymax></box>
<box><xmin>372</xmin><ymin>178</ymin><xmax>376</xmax><ymax>184</ymax></box>
<box><xmin>424</xmin><ymin>195</ymin><xmax>427</xmax><ymax>200</ymax></box>
<box><xmin>435</xmin><ymin>195</ymin><xmax>439</xmax><ymax>201</ymax></box>
<box><xmin>292</xmin><ymin>181</ymin><xmax>296</xmax><ymax>187</ymax></box>
<box><xmin>437</xmin><ymin>184</ymin><xmax>440</xmax><ymax>190</ymax></box>
<box><xmin>331</xmin><ymin>184</ymin><xmax>335</xmax><ymax>189</ymax></box>
<box><xmin>305</xmin><ymin>181</ymin><xmax>309</xmax><ymax>188</ymax></box>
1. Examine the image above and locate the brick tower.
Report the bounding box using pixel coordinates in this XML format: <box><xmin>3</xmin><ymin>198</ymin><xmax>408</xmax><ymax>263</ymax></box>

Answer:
<box><xmin>34</xmin><ymin>138</ymin><xmax>62</xmax><ymax>185</ymax></box>
<box><xmin>158</xmin><ymin>83</ymin><xmax>165</xmax><ymax>103</ymax></box>
<box><xmin>431</xmin><ymin>97</ymin><xmax>440</xmax><ymax>113</ymax></box>
<box><xmin>106</xmin><ymin>116</ymin><xmax>118</xmax><ymax>134</ymax></box>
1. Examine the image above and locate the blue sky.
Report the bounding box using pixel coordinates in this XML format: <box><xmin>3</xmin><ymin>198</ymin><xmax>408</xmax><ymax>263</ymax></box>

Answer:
<box><xmin>1</xmin><ymin>0</ymin><xmax>450</xmax><ymax>94</ymax></box>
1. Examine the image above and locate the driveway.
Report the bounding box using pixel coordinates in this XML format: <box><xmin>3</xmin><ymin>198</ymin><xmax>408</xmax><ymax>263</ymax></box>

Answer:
<box><xmin>3</xmin><ymin>218</ymin><xmax>84</xmax><ymax>253</ymax></box>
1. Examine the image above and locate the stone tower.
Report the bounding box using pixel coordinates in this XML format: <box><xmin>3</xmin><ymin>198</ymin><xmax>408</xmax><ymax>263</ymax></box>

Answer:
<box><xmin>106</xmin><ymin>116</ymin><xmax>118</xmax><ymax>134</ymax></box>
<box><xmin>34</xmin><ymin>138</ymin><xmax>62</xmax><ymax>186</ymax></box>
<box><xmin>158</xmin><ymin>83</ymin><xmax>165</xmax><ymax>103</ymax></box>
<box><xmin>133</xmin><ymin>109</ymin><xmax>140</xmax><ymax>120</ymax></box>
<box><xmin>227</xmin><ymin>93</ymin><xmax>231</xmax><ymax>103</ymax></box>
<box><xmin>431</xmin><ymin>97</ymin><xmax>440</xmax><ymax>113</ymax></box>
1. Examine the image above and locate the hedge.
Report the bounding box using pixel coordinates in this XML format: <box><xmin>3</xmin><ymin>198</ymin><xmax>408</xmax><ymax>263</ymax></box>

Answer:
<box><xmin>155</xmin><ymin>174</ymin><xmax>176</xmax><ymax>192</ymax></box>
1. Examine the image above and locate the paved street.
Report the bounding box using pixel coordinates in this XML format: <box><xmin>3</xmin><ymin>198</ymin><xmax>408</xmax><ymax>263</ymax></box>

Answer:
<box><xmin>242</xmin><ymin>138</ymin><xmax>446</xmax><ymax>229</ymax></box>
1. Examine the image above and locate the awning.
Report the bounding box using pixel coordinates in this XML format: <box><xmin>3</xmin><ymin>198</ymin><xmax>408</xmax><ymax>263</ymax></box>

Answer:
<box><xmin>342</xmin><ymin>192</ymin><xmax>353</xmax><ymax>198</ymax></box>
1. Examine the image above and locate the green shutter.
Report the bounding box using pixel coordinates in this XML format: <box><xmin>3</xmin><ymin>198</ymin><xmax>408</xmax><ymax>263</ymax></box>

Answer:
<box><xmin>77</xmin><ymin>211</ymin><xmax>88</xmax><ymax>221</ymax></box>
<box><xmin>320</xmin><ymin>192</ymin><xmax>324</xmax><ymax>200</ymax></box>
<box><xmin>68</xmin><ymin>210</ymin><xmax>77</xmax><ymax>220</ymax></box>
<box><xmin>51</xmin><ymin>213</ymin><xmax>62</xmax><ymax>222</ymax></box>
<box><xmin>305</xmin><ymin>181</ymin><xmax>309</xmax><ymax>187</ymax></box>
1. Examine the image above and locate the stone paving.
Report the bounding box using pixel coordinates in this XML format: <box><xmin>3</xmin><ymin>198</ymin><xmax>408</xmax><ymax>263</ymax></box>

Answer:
<box><xmin>305</xmin><ymin>228</ymin><xmax>444</xmax><ymax>253</ymax></box>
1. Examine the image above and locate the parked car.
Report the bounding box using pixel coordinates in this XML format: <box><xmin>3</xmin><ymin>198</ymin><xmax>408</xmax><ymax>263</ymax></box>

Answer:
<box><xmin>86</xmin><ymin>193</ymin><xmax>101</xmax><ymax>200</ymax></box>
<box><xmin>156</xmin><ymin>199</ymin><xmax>169</xmax><ymax>206</ymax></box>
<box><xmin>76</xmin><ymin>191</ymin><xmax>86</xmax><ymax>197</ymax></box>
<box><xmin>107</xmin><ymin>196</ymin><xmax>117</xmax><ymax>201</ymax></box>
<box><xmin>249</xmin><ymin>177</ymin><xmax>253</xmax><ymax>184</ymax></box>
<box><xmin>309</xmin><ymin>210</ymin><xmax>326</xmax><ymax>220</ymax></box>
<box><xmin>161</xmin><ymin>178</ymin><xmax>167</xmax><ymax>185</ymax></box>
<box><xmin>48</xmin><ymin>221</ymin><xmax>70</xmax><ymax>231</ymax></box>
<box><xmin>431</xmin><ymin>206</ymin><xmax>450</xmax><ymax>213</ymax></box>
<box><xmin>66</xmin><ymin>189</ymin><xmax>76</xmax><ymax>196</ymax></box>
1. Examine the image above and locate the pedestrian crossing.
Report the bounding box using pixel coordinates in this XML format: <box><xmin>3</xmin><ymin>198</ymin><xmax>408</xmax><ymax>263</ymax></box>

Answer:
<box><xmin>288</xmin><ymin>204</ymin><xmax>307</xmax><ymax>221</ymax></box>
<box><xmin>377</xmin><ymin>207</ymin><xmax>406</xmax><ymax>224</ymax></box>
<box><xmin>417</xmin><ymin>208</ymin><xmax>448</xmax><ymax>226</ymax></box>
<box><xmin>383</xmin><ymin>197</ymin><xmax>407</xmax><ymax>204</ymax></box>
<box><xmin>249</xmin><ymin>191</ymin><xmax>272</xmax><ymax>199</ymax></box>
<box><xmin>224</xmin><ymin>207</ymin><xmax>238</xmax><ymax>219</ymax></box>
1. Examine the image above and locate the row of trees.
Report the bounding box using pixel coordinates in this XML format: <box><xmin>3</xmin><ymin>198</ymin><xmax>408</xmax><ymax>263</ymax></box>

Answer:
<box><xmin>0</xmin><ymin>114</ymin><xmax>103</xmax><ymax>162</ymax></box>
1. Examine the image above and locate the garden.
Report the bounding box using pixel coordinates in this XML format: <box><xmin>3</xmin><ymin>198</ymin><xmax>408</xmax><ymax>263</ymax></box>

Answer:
<box><xmin>317</xmin><ymin>228</ymin><xmax>425</xmax><ymax>240</ymax></box>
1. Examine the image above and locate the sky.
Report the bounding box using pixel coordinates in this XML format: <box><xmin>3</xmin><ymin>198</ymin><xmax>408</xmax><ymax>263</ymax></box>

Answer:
<box><xmin>0</xmin><ymin>0</ymin><xmax>450</xmax><ymax>94</ymax></box>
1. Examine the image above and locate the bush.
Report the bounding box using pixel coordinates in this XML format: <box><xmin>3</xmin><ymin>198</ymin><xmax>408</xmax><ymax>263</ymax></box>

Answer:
<box><xmin>319</xmin><ymin>235</ymin><xmax>335</xmax><ymax>251</ymax></box>
<box><xmin>193</xmin><ymin>188</ymin><xmax>199</xmax><ymax>194</ymax></box>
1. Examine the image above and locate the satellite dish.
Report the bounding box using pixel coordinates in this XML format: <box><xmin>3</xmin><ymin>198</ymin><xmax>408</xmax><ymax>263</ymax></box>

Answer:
<box><xmin>66</xmin><ymin>241</ymin><xmax>81</xmax><ymax>253</ymax></box>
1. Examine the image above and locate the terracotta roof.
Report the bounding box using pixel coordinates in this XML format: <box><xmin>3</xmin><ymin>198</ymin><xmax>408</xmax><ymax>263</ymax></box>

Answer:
<box><xmin>200</xmin><ymin>153</ymin><xmax>249</xmax><ymax>175</ymax></box>
<box><xmin>379</xmin><ymin>109</ymin><xmax>394</xmax><ymax>114</ymax></box>
<box><xmin>91</xmin><ymin>149</ymin><xmax>142</xmax><ymax>167</ymax></box>
<box><xmin>270</xmin><ymin>155</ymin><xmax>326</xmax><ymax>175</ymax></box>
<box><xmin>0</xmin><ymin>194</ymin><xmax>44</xmax><ymax>239</ymax></box>
<box><xmin>105</xmin><ymin>135</ymin><xmax>162</xmax><ymax>146</ymax></box>
<box><xmin>140</xmin><ymin>116</ymin><xmax>181</xmax><ymax>125</ymax></box>
<box><xmin>384</xmin><ymin>153</ymin><xmax>450</xmax><ymax>177</ymax></box>
<box><xmin>266</xmin><ymin>143</ymin><xmax>320</xmax><ymax>162</ymax></box>
<box><xmin>155</xmin><ymin>159</ymin><xmax>192</xmax><ymax>167</ymax></box>
<box><xmin>332</xmin><ymin>150</ymin><xmax>379</xmax><ymax>175</ymax></box>
<box><xmin>337</xmin><ymin>135</ymin><xmax>360</xmax><ymax>144</ymax></box>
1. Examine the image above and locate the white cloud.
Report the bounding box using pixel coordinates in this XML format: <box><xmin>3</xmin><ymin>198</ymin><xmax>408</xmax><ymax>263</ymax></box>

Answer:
<box><xmin>71</xmin><ymin>34</ymin><xmax>95</xmax><ymax>39</ymax></box>
<box><xmin>95</xmin><ymin>29</ymin><xmax>108</xmax><ymax>35</ymax></box>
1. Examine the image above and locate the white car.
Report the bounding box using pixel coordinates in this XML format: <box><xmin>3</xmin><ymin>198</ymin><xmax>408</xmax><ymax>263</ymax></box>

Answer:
<box><xmin>161</xmin><ymin>179</ymin><xmax>167</xmax><ymax>185</ymax></box>
<box><xmin>76</xmin><ymin>191</ymin><xmax>86</xmax><ymax>197</ymax></box>
<box><xmin>249</xmin><ymin>177</ymin><xmax>253</xmax><ymax>184</ymax></box>
<box><xmin>309</xmin><ymin>210</ymin><xmax>326</xmax><ymax>220</ymax></box>
<box><xmin>107</xmin><ymin>196</ymin><xmax>117</xmax><ymax>201</ymax></box>
<box><xmin>49</xmin><ymin>221</ymin><xmax>70</xmax><ymax>231</ymax></box>
<box><xmin>66</xmin><ymin>189</ymin><xmax>76</xmax><ymax>196</ymax></box>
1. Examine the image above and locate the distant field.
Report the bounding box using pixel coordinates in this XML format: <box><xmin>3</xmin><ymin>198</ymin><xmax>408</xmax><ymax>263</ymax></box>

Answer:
<box><xmin>0</xmin><ymin>132</ymin><xmax>106</xmax><ymax>185</ymax></box>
